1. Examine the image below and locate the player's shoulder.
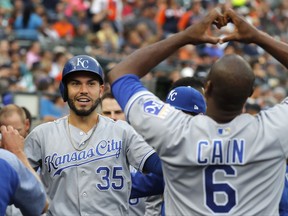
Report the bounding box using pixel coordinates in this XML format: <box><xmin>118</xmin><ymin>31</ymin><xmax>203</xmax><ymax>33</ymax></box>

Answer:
<box><xmin>98</xmin><ymin>115</ymin><xmax>134</xmax><ymax>130</ymax></box>
<box><xmin>33</xmin><ymin>116</ymin><xmax>68</xmax><ymax>130</ymax></box>
<box><xmin>0</xmin><ymin>152</ymin><xmax>19</xmax><ymax>193</ymax></box>
<box><xmin>0</xmin><ymin>149</ymin><xmax>16</xmax><ymax>162</ymax></box>
<box><xmin>0</xmin><ymin>149</ymin><xmax>22</xmax><ymax>172</ymax></box>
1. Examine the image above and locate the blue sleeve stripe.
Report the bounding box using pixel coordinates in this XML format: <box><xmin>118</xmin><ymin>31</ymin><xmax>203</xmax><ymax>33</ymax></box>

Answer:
<box><xmin>111</xmin><ymin>74</ymin><xmax>147</xmax><ymax>111</ymax></box>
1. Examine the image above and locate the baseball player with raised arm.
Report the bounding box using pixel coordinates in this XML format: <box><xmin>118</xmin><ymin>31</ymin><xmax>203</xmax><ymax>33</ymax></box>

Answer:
<box><xmin>108</xmin><ymin>8</ymin><xmax>288</xmax><ymax>215</ymax></box>
<box><xmin>24</xmin><ymin>55</ymin><xmax>162</xmax><ymax>215</ymax></box>
<box><xmin>131</xmin><ymin>84</ymin><xmax>206</xmax><ymax>216</ymax></box>
<box><xmin>0</xmin><ymin>125</ymin><xmax>48</xmax><ymax>216</ymax></box>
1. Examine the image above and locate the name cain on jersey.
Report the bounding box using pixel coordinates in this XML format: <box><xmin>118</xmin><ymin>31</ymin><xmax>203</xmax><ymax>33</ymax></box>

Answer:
<box><xmin>197</xmin><ymin>138</ymin><xmax>245</xmax><ymax>165</ymax></box>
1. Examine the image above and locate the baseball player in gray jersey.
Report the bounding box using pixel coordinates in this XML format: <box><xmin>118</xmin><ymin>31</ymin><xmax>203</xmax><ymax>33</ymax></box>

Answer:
<box><xmin>99</xmin><ymin>91</ymin><xmax>147</xmax><ymax>216</ymax></box>
<box><xmin>108</xmin><ymin>8</ymin><xmax>288</xmax><ymax>216</ymax></box>
<box><xmin>24</xmin><ymin>55</ymin><xmax>162</xmax><ymax>215</ymax></box>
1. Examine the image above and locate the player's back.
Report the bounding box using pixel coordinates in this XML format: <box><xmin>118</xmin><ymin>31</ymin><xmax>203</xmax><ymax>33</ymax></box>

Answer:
<box><xmin>163</xmin><ymin>112</ymin><xmax>285</xmax><ymax>215</ymax></box>
<box><xmin>163</xmin><ymin>114</ymin><xmax>286</xmax><ymax>215</ymax></box>
<box><xmin>126</xmin><ymin>92</ymin><xmax>288</xmax><ymax>215</ymax></box>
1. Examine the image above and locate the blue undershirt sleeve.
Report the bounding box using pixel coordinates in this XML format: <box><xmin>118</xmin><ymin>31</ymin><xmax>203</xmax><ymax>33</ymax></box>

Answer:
<box><xmin>130</xmin><ymin>171</ymin><xmax>164</xmax><ymax>198</ymax></box>
<box><xmin>111</xmin><ymin>74</ymin><xmax>147</xmax><ymax>111</ymax></box>
<box><xmin>143</xmin><ymin>152</ymin><xmax>162</xmax><ymax>176</ymax></box>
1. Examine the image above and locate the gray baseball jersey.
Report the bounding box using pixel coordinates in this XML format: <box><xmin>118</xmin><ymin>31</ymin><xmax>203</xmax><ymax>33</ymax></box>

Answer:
<box><xmin>24</xmin><ymin>115</ymin><xmax>155</xmax><ymax>216</ymax></box>
<box><xmin>124</xmin><ymin>91</ymin><xmax>288</xmax><ymax>216</ymax></box>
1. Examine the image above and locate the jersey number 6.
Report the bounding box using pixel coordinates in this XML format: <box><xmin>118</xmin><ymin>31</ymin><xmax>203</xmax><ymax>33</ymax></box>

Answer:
<box><xmin>204</xmin><ymin>165</ymin><xmax>237</xmax><ymax>213</ymax></box>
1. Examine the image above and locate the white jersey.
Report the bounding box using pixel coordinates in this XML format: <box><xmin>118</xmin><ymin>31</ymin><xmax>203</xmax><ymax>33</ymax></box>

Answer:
<box><xmin>24</xmin><ymin>115</ymin><xmax>155</xmax><ymax>216</ymax></box>
<box><xmin>125</xmin><ymin>91</ymin><xmax>288</xmax><ymax>216</ymax></box>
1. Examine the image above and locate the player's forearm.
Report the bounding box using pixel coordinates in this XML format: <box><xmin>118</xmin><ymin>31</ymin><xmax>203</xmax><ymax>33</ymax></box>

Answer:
<box><xmin>130</xmin><ymin>172</ymin><xmax>164</xmax><ymax>199</ymax></box>
<box><xmin>14</xmin><ymin>150</ymin><xmax>41</xmax><ymax>181</ymax></box>
<box><xmin>14</xmin><ymin>149</ymin><xmax>49</xmax><ymax>213</ymax></box>
<box><xmin>254</xmin><ymin>31</ymin><xmax>288</xmax><ymax>69</ymax></box>
<box><xmin>108</xmin><ymin>31</ymin><xmax>189</xmax><ymax>83</ymax></box>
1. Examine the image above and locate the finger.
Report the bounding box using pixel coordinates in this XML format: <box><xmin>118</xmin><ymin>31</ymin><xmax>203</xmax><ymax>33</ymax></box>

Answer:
<box><xmin>212</xmin><ymin>20</ymin><xmax>223</xmax><ymax>29</ymax></box>
<box><xmin>6</xmin><ymin>125</ymin><xmax>20</xmax><ymax>136</ymax></box>
<box><xmin>211</xmin><ymin>8</ymin><xmax>223</xmax><ymax>22</ymax></box>
<box><xmin>217</xmin><ymin>17</ymin><xmax>227</xmax><ymax>27</ymax></box>
<box><xmin>7</xmin><ymin>125</ymin><xmax>15</xmax><ymax>133</ymax></box>
<box><xmin>203</xmin><ymin>7</ymin><xmax>223</xmax><ymax>27</ymax></box>
<box><xmin>0</xmin><ymin>125</ymin><xmax>7</xmax><ymax>134</ymax></box>
<box><xmin>13</xmin><ymin>128</ymin><xmax>20</xmax><ymax>136</ymax></box>
<box><xmin>224</xmin><ymin>8</ymin><xmax>241</xmax><ymax>25</ymax></box>
<box><xmin>205</xmin><ymin>36</ymin><xmax>221</xmax><ymax>45</ymax></box>
<box><xmin>220</xmin><ymin>34</ymin><xmax>238</xmax><ymax>43</ymax></box>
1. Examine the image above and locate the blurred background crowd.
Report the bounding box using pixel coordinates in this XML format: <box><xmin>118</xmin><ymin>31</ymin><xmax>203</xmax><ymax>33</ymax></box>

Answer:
<box><xmin>0</xmin><ymin>0</ymin><xmax>287</xmax><ymax>126</ymax></box>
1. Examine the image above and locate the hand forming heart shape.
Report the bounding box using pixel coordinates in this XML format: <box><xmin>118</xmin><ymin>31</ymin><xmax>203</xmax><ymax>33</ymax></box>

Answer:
<box><xmin>183</xmin><ymin>8</ymin><xmax>260</xmax><ymax>46</ymax></box>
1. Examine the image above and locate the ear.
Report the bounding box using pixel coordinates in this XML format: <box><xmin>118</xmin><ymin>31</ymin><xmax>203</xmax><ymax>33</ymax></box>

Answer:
<box><xmin>24</xmin><ymin>119</ymin><xmax>30</xmax><ymax>133</ymax></box>
<box><xmin>204</xmin><ymin>80</ymin><xmax>213</xmax><ymax>98</ymax></box>
<box><xmin>99</xmin><ymin>84</ymin><xmax>105</xmax><ymax>98</ymax></box>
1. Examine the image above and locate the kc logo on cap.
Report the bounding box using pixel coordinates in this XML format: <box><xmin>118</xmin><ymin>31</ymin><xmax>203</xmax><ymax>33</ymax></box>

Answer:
<box><xmin>166</xmin><ymin>86</ymin><xmax>206</xmax><ymax>114</ymax></box>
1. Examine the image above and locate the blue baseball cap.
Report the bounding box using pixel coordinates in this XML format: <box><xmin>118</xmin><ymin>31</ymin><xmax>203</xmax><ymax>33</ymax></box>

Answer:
<box><xmin>166</xmin><ymin>86</ymin><xmax>206</xmax><ymax>114</ymax></box>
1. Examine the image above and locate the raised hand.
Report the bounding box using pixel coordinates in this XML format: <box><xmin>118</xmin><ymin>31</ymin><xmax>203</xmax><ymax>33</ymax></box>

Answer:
<box><xmin>220</xmin><ymin>8</ymin><xmax>260</xmax><ymax>44</ymax></box>
<box><xmin>0</xmin><ymin>125</ymin><xmax>24</xmax><ymax>154</ymax></box>
<box><xmin>183</xmin><ymin>8</ymin><xmax>227</xmax><ymax>45</ymax></box>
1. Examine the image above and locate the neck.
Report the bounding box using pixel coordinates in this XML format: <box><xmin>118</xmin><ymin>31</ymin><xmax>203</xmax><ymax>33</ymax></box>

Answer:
<box><xmin>205</xmin><ymin>104</ymin><xmax>242</xmax><ymax>124</ymax></box>
<box><xmin>68</xmin><ymin>112</ymin><xmax>99</xmax><ymax>133</ymax></box>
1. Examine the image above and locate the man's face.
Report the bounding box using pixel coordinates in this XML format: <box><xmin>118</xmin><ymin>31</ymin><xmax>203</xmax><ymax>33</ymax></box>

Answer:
<box><xmin>0</xmin><ymin>112</ymin><xmax>28</xmax><ymax>138</ymax></box>
<box><xmin>66</xmin><ymin>72</ymin><xmax>104</xmax><ymax>116</ymax></box>
<box><xmin>101</xmin><ymin>98</ymin><xmax>125</xmax><ymax>121</ymax></box>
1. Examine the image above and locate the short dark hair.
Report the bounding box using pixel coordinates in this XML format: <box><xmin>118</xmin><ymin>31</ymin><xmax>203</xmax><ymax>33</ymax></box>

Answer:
<box><xmin>170</xmin><ymin>77</ymin><xmax>204</xmax><ymax>93</ymax></box>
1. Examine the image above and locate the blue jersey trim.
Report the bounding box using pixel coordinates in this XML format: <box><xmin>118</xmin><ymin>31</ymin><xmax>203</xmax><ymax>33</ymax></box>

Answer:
<box><xmin>111</xmin><ymin>75</ymin><xmax>147</xmax><ymax>111</ymax></box>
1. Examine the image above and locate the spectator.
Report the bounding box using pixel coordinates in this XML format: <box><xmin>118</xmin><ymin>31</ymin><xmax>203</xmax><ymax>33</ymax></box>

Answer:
<box><xmin>155</xmin><ymin>0</ymin><xmax>185</xmax><ymax>37</ymax></box>
<box><xmin>13</xmin><ymin>3</ymin><xmax>43</xmax><ymax>41</ymax></box>
<box><xmin>25</xmin><ymin>41</ymin><xmax>42</xmax><ymax>70</ymax></box>
<box><xmin>52</xmin><ymin>13</ymin><xmax>75</xmax><ymax>43</ymax></box>
<box><xmin>89</xmin><ymin>0</ymin><xmax>123</xmax><ymax>33</ymax></box>
<box><xmin>0</xmin><ymin>104</ymin><xmax>30</xmax><ymax>138</ymax></box>
<box><xmin>178</xmin><ymin>0</ymin><xmax>204</xmax><ymax>31</ymax></box>
<box><xmin>37</xmin><ymin>77</ymin><xmax>68</xmax><ymax>122</ymax></box>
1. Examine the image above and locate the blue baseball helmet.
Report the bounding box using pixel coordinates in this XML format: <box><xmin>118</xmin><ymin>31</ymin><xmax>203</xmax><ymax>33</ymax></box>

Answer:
<box><xmin>59</xmin><ymin>55</ymin><xmax>105</xmax><ymax>102</ymax></box>
<box><xmin>166</xmin><ymin>86</ymin><xmax>206</xmax><ymax>114</ymax></box>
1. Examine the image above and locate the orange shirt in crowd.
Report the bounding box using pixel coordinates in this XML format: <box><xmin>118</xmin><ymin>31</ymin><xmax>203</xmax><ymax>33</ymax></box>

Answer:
<box><xmin>52</xmin><ymin>21</ymin><xmax>75</xmax><ymax>38</ymax></box>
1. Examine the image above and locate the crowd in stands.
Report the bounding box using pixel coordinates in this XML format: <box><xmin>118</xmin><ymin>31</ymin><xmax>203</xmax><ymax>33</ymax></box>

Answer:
<box><xmin>0</xmin><ymin>0</ymin><xmax>288</xmax><ymax>125</ymax></box>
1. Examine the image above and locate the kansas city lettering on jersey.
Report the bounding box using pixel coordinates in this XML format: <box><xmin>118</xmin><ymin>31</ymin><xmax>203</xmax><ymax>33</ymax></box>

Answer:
<box><xmin>197</xmin><ymin>138</ymin><xmax>245</xmax><ymax>165</ymax></box>
<box><xmin>44</xmin><ymin>139</ymin><xmax>122</xmax><ymax>176</ymax></box>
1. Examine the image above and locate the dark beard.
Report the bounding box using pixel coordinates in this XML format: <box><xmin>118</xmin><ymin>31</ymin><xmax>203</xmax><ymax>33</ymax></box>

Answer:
<box><xmin>67</xmin><ymin>98</ymin><xmax>100</xmax><ymax>116</ymax></box>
